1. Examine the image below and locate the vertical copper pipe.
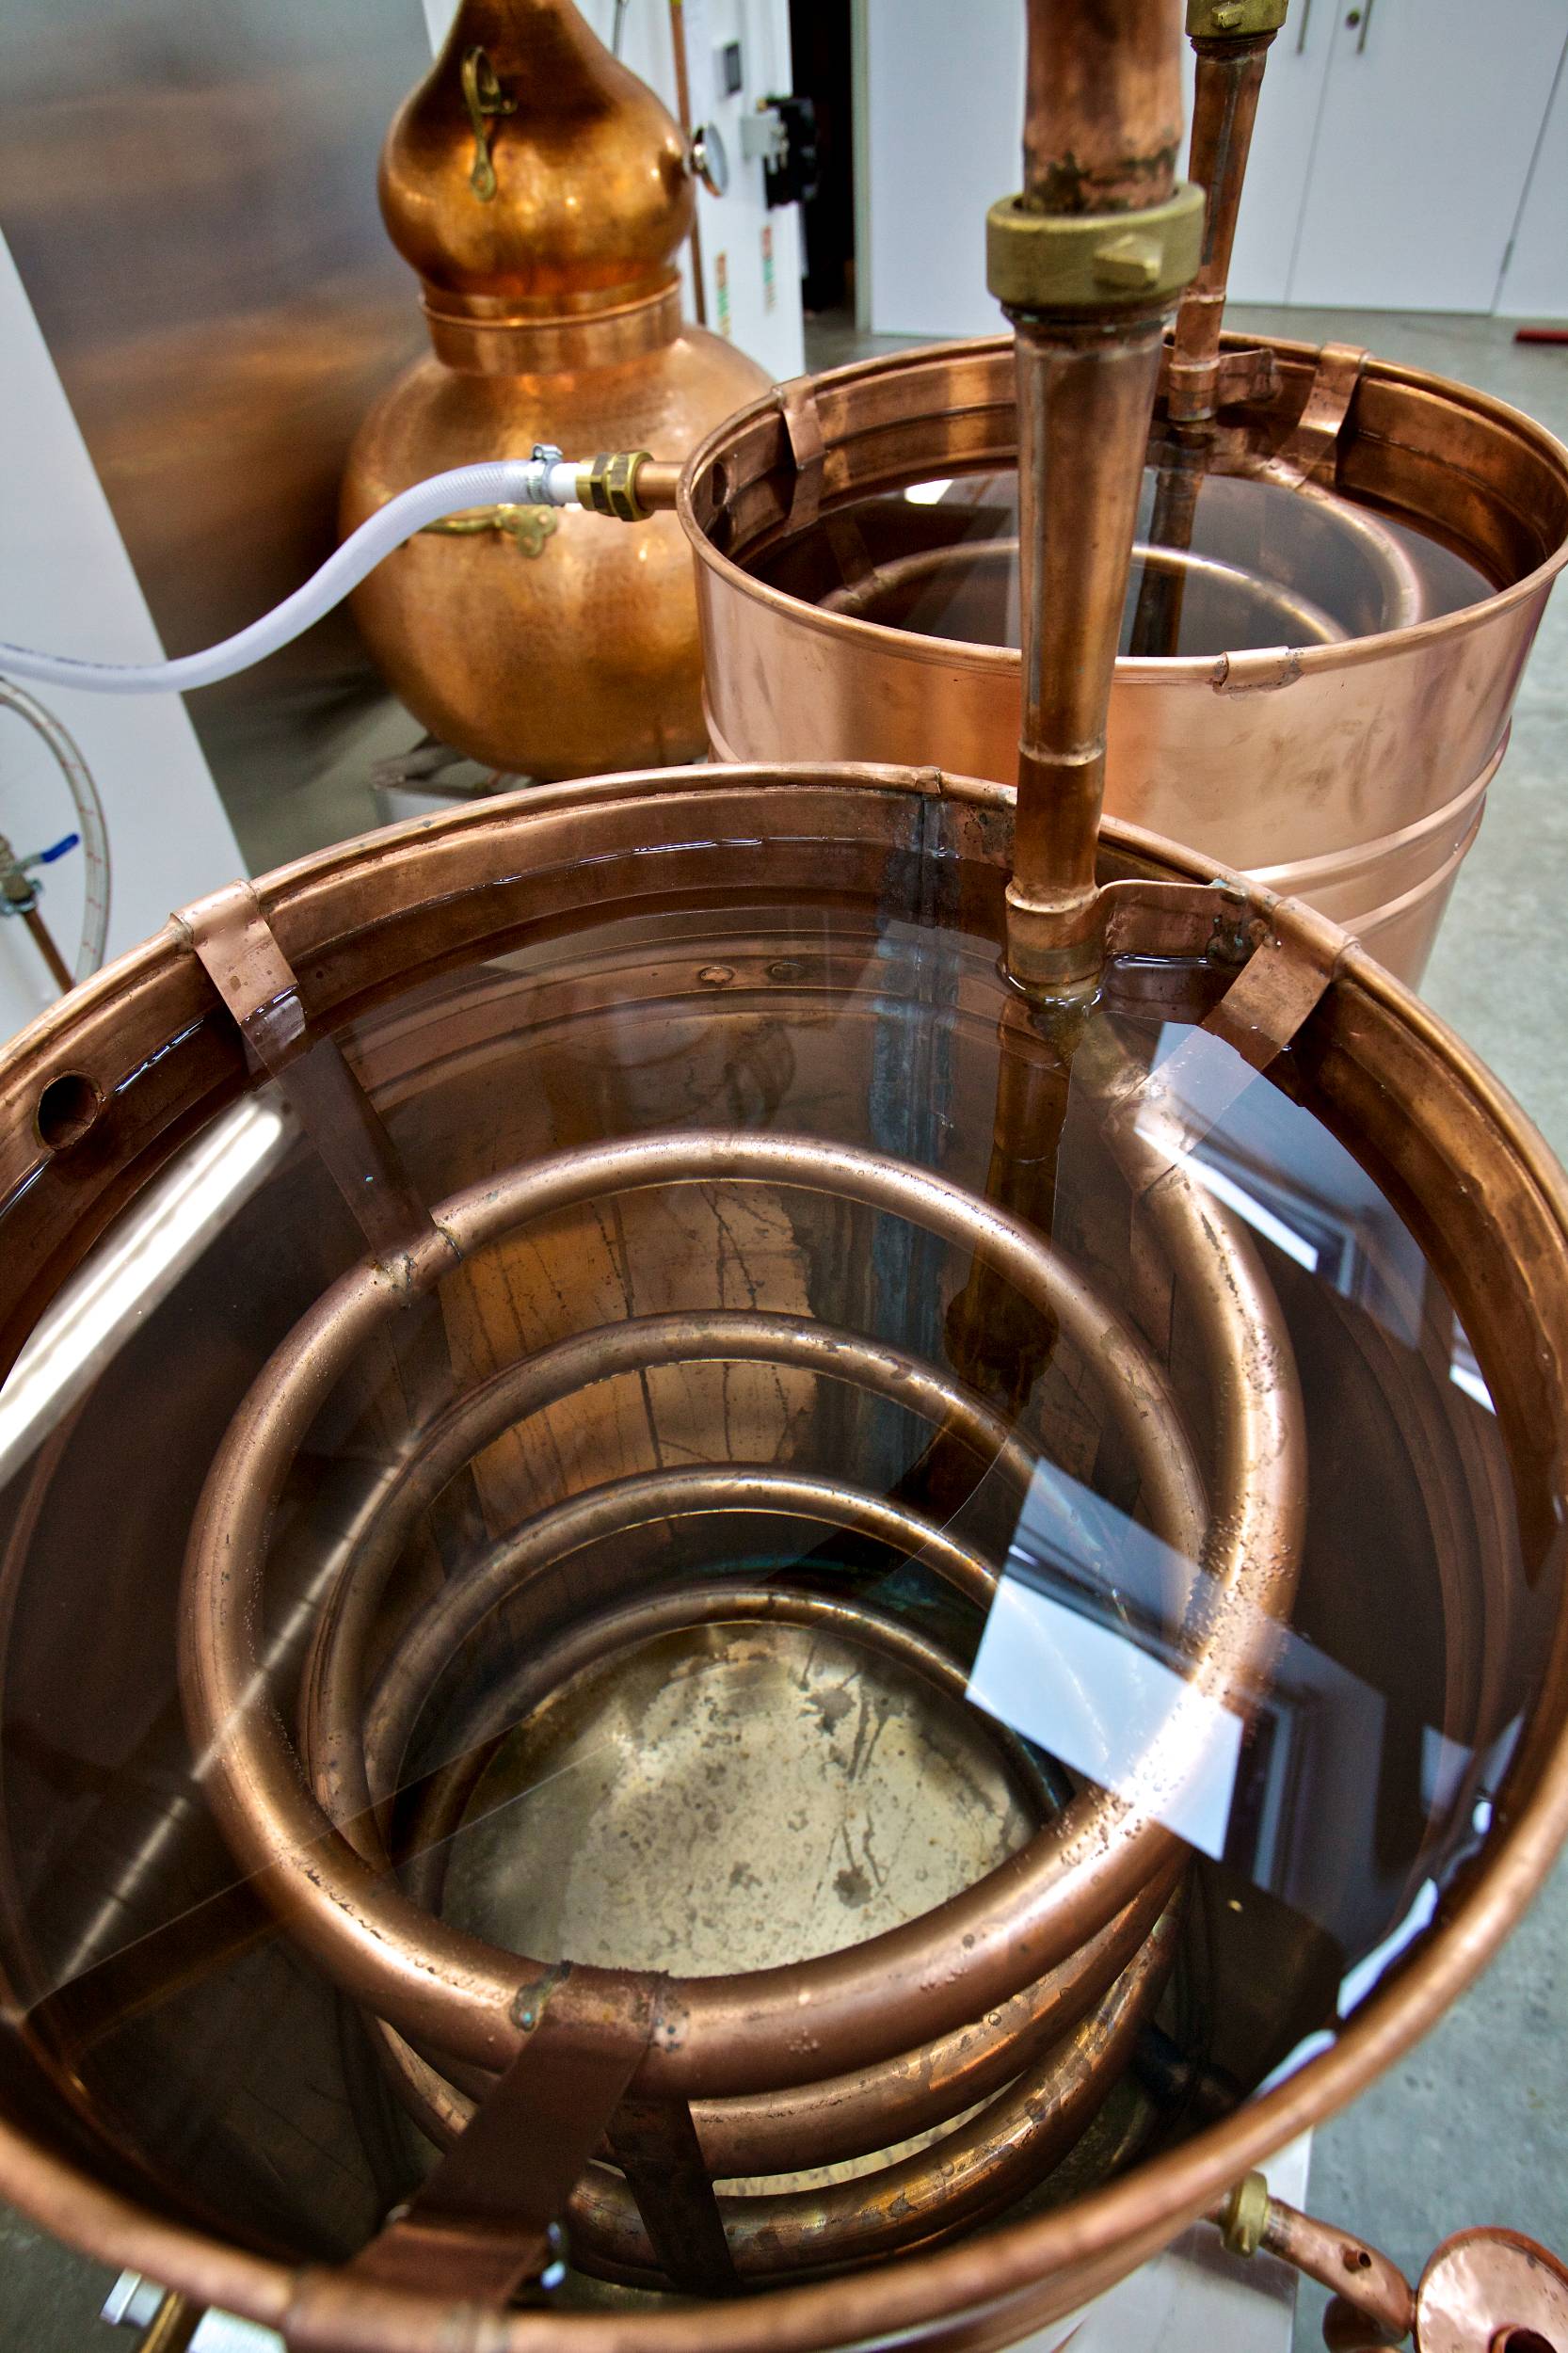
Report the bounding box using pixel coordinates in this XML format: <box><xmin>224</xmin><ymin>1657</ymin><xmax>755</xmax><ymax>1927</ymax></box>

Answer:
<box><xmin>1131</xmin><ymin>8</ymin><xmax>1281</xmax><ymax>654</ymax></box>
<box><xmin>1022</xmin><ymin>0</ymin><xmax>1184</xmax><ymax>211</ymax></box>
<box><xmin>997</xmin><ymin>0</ymin><xmax>1201</xmax><ymax>993</ymax></box>
<box><xmin>1010</xmin><ymin>308</ymin><xmax>1173</xmax><ymax>985</ymax></box>
<box><xmin>1169</xmin><ymin>19</ymin><xmax>1281</xmax><ymax>422</ymax></box>
<box><xmin>667</xmin><ymin>0</ymin><xmax>708</xmax><ymax>326</ymax></box>
<box><xmin>23</xmin><ymin>906</ymin><xmax>73</xmax><ymax>996</ymax></box>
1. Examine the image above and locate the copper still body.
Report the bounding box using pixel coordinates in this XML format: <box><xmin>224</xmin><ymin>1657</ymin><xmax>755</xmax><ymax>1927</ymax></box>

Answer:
<box><xmin>341</xmin><ymin>0</ymin><xmax>767</xmax><ymax>779</ymax></box>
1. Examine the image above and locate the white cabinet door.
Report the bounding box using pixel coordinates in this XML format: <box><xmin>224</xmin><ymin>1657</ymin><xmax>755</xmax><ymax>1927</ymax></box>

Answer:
<box><xmin>1496</xmin><ymin>40</ymin><xmax>1568</xmax><ymax>317</ymax></box>
<box><xmin>1225</xmin><ymin>1</ymin><xmax>1336</xmax><ymax>302</ymax></box>
<box><xmin>863</xmin><ymin>0</ymin><xmax>1024</xmax><ymax>342</ymax></box>
<box><xmin>1289</xmin><ymin>0</ymin><xmax>1568</xmax><ymax>312</ymax></box>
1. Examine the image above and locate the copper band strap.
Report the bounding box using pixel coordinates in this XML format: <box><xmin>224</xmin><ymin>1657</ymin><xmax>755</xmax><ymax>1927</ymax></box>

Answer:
<box><xmin>778</xmin><ymin>376</ymin><xmax>826</xmax><ymax>532</ymax></box>
<box><xmin>608</xmin><ymin>2097</ymin><xmax>740</xmax><ymax>2294</ymax></box>
<box><xmin>175</xmin><ymin>883</ymin><xmax>445</xmax><ymax>1274</ymax></box>
<box><xmin>1261</xmin><ymin>340</ymin><xmax>1368</xmax><ymax>488</ymax></box>
<box><xmin>314</xmin><ymin>1976</ymin><xmax>665</xmax><ymax>2314</ymax></box>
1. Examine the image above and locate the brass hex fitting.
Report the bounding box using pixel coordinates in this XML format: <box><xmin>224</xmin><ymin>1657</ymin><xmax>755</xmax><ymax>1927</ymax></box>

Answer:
<box><xmin>1186</xmin><ymin>0</ymin><xmax>1288</xmax><ymax>34</ymax></box>
<box><xmin>576</xmin><ymin>449</ymin><xmax>658</xmax><ymax>522</ymax></box>
<box><xmin>986</xmin><ymin>183</ymin><xmax>1206</xmax><ymax>314</ymax></box>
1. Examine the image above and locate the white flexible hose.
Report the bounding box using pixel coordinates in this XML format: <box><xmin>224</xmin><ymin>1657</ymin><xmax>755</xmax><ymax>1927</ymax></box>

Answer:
<box><xmin>0</xmin><ymin>456</ymin><xmax>583</xmax><ymax>697</ymax></box>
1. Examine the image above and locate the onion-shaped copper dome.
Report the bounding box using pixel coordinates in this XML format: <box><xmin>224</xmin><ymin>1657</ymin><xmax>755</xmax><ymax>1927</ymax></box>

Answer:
<box><xmin>343</xmin><ymin>0</ymin><xmax>767</xmax><ymax>779</ymax></box>
<box><xmin>380</xmin><ymin>0</ymin><xmax>695</xmax><ymax>316</ymax></box>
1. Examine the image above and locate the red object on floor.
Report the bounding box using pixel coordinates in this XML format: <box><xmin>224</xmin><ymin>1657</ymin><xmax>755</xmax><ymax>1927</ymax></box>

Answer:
<box><xmin>1514</xmin><ymin>327</ymin><xmax>1568</xmax><ymax>344</ymax></box>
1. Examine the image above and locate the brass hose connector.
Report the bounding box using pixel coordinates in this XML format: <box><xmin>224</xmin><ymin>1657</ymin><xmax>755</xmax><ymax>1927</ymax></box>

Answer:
<box><xmin>574</xmin><ymin>450</ymin><xmax>680</xmax><ymax>522</ymax></box>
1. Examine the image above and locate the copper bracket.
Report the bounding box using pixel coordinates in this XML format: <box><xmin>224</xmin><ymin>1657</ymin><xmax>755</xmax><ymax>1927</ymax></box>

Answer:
<box><xmin>1161</xmin><ymin>336</ymin><xmax>1282</xmax><ymax>420</ymax></box>
<box><xmin>175</xmin><ymin>883</ymin><xmax>449</xmax><ymax>1281</ymax></box>
<box><xmin>1260</xmin><ymin>341</ymin><xmax>1369</xmax><ymax>488</ymax></box>
<box><xmin>778</xmin><ymin>376</ymin><xmax>826</xmax><ymax>532</ymax></box>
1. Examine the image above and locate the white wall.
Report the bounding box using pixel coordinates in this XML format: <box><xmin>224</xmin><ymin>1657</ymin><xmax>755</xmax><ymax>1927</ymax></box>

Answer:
<box><xmin>0</xmin><ymin>231</ymin><xmax>243</xmax><ymax>1046</ymax></box>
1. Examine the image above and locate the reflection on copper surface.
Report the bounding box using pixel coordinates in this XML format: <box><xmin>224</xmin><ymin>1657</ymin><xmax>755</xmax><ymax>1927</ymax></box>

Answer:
<box><xmin>0</xmin><ymin>0</ymin><xmax>434</xmax><ymax>834</ymax></box>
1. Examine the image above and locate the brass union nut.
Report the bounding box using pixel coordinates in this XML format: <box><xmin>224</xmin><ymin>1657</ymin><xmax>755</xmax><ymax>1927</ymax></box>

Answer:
<box><xmin>986</xmin><ymin>183</ymin><xmax>1205</xmax><ymax>315</ymax></box>
<box><xmin>576</xmin><ymin>449</ymin><xmax>656</xmax><ymax>522</ymax></box>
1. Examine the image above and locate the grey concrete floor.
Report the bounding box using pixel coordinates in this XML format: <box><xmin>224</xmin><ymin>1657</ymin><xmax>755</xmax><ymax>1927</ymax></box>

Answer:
<box><xmin>3</xmin><ymin>308</ymin><xmax>1566</xmax><ymax>2350</ymax></box>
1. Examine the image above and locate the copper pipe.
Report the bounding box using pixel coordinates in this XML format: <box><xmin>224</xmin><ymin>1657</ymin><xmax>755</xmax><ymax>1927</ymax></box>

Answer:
<box><xmin>1210</xmin><ymin>2176</ymin><xmax>1417</xmax><ymax>2345</ymax></box>
<box><xmin>631</xmin><ymin>457</ymin><xmax>681</xmax><ymax>511</ymax></box>
<box><xmin>368</xmin><ymin>1582</ymin><xmax>1175</xmax><ymax>2232</ymax></box>
<box><xmin>1022</xmin><ymin>0</ymin><xmax>1183</xmax><ymax>211</ymax></box>
<box><xmin>22</xmin><ymin>907</ymin><xmax>73</xmax><ymax>996</ymax></box>
<box><xmin>568</xmin><ymin>1908</ymin><xmax>1179</xmax><ymax>2281</ymax></box>
<box><xmin>1168</xmin><ymin>28</ymin><xmax>1279</xmax><ymax>424</ymax></box>
<box><xmin>1132</xmin><ymin>10</ymin><xmax>1280</xmax><ymax>653</ymax></box>
<box><xmin>181</xmin><ymin>1130</ymin><xmax>1228</xmax><ymax>2096</ymax></box>
<box><xmin>1001</xmin><ymin>0</ymin><xmax>1200</xmax><ymax>993</ymax></box>
<box><xmin>295</xmin><ymin>1308</ymin><xmax>1052</xmax><ymax>1830</ymax></box>
<box><xmin>1010</xmin><ymin>308</ymin><xmax>1176</xmax><ymax>987</ymax></box>
<box><xmin>666</xmin><ymin>1</ymin><xmax>707</xmax><ymax>326</ymax></box>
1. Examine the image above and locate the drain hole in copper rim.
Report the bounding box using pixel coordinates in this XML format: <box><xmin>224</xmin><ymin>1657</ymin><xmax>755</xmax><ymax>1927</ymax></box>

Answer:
<box><xmin>35</xmin><ymin>1070</ymin><xmax>103</xmax><ymax>1152</ymax></box>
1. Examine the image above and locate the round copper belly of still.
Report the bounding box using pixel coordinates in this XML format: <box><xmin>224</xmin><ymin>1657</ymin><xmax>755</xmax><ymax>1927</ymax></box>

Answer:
<box><xmin>682</xmin><ymin>336</ymin><xmax>1568</xmax><ymax>982</ymax></box>
<box><xmin>0</xmin><ymin>767</ymin><xmax>1566</xmax><ymax>2353</ymax></box>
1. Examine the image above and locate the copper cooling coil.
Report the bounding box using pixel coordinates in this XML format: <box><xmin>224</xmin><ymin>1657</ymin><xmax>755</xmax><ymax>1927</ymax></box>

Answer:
<box><xmin>178</xmin><ymin>1112</ymin><xmax>1301</xmax><ymax>2286</ymax></box>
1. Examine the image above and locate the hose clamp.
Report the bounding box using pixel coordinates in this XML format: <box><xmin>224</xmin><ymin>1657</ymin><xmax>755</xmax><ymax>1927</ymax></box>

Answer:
<box><xmin>987</xmin><ymin>181</ymin><xmax>1205</xmax><ymax>314</ymax></box>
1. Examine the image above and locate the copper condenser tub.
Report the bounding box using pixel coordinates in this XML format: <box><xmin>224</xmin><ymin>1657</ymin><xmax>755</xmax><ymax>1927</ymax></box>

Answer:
<box><xmin>0</xmin><ymin>762</ymin><xmax>1567</xmax><ymax>2349</ymax></box>
<box><xmin>683</xmin><ymin>335</ymin><xmax>1568</xmax><ymax>984</ymax></box>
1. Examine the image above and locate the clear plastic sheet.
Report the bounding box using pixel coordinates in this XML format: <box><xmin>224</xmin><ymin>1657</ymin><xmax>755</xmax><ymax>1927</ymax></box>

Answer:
<box><xmin>0</xmin><ymin>883</ymin><xmax>1552</xmax><ymax>2282</ymax></box>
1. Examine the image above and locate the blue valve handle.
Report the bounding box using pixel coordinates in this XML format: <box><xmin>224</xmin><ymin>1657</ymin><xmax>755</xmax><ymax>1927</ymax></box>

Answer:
<box><xmin>21</xmin><ymin>832</ymin><xmax>80</xmax><ymax>872</ymax></box>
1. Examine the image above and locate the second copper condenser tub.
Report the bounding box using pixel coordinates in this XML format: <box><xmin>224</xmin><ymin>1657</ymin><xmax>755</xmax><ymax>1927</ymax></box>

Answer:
<box><xmin>682</xmin><ymin>334</ymin><xmax>1568</xmax><ymax>984</ymax></box>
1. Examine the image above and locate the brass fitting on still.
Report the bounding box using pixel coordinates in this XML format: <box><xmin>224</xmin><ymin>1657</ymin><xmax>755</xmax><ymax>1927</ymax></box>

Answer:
<box><xmin>985</xmin><ymin>183</ymin><xmax>1204</xmax><ymax>1000</ymax></box>
<box><xmin>573</xmin><ymin>449</ymin><xmax>681</xmax><ymax>521</ymax></box>
<box><xmin>416</xmin><ymin>448</ymin><xmax>681</xmax><ymax>558</ymax></box>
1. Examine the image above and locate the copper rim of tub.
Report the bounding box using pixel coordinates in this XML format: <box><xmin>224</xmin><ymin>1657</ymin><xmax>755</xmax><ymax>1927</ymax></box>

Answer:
<box><xmin>2</xmin><ymin>764</ymin><xmax>1568</xmax><ymax>2350</ymax></box>
<box><xmin>680</xmin><ymin>333</ymin><xmax>1568</xmax><ymax>984</ymax></box>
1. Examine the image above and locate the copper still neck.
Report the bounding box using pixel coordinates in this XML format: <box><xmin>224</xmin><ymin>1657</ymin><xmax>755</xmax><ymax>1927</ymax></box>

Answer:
<box><xmin>379</xmin><ymin>0</ymin><xmax>696</xmax><ymax>374</ymax></box>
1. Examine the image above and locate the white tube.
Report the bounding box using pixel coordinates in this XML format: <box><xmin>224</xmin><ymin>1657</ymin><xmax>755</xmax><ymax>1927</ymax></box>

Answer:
<box><xmin>0</xmin><ymin>455</ymin><xmax>583</xmax><ymax>697</ymax></box>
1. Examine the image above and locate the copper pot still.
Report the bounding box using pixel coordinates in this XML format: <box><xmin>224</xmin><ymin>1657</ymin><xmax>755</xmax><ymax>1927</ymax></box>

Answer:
<box><xmin>341</xmin><ymin>0</ymin><xmax>767</xmax><ymax>779</ymax></box>
<box><xmin>1</xmin><ymin>765</ymin><xmax>1568</xmax><ymax>2353</ymax></box>
<box><xmin>682</xmin><ymin>258</ymin><xmax>1568</xmax><ymax>987</ymax></box>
